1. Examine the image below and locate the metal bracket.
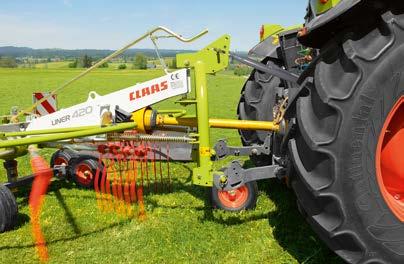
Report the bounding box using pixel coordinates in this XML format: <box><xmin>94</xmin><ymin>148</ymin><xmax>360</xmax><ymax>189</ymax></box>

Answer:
<box><xmin>53</xmin><ymin>164</ymin><xmax>67</xmax><ymax>179</ymax></box>
<box><xmin>3</xmin><ymin>165</ymin><xmax>66</xmax><ymax>189</ymax></box>
<box><xmin>150</xmin><ymin>35</ymin><xmax>170</xmax><ymax>74</ymax></box>
<box><xmin>213</xmin><ymin>160</ymin><xmax>281</xmax><ymax>191</ymax></box>
<box><xmin>229</xmin><ymin>52</ymin><xmax>299</xmax><ymax>84</ymax></box>
<box><xmin>213</xmin><ymin>136</ymin><xmax>271</xmax><ymax>160</ymax></box>
<box><xmin>176</xmin><ymin>35</ymin><xmax>230</xmax><ymax>74</ymax></box>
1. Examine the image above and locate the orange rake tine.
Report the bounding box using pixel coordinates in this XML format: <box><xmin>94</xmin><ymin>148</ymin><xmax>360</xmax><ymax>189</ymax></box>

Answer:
<box><xmin>139</xmin><ymin>141</ymin><xmax>150</xmax><ymax>193</ymax></box>
<box><xmin>129</xmin><ymin>141</ymin><xmax>137</xmax><ymax>203</ymax></box>
<box><xmin>110</xmin><ymin>158</ymin><xmax>118</xmax><ymax>200</ymax></box>
<box><xmin>28</xmin><ymin>149</ymin><xmax>53</xmax><ymax>263</ymax></box>
<box><xmin>115</xmin><ymin>158</ymin><xmax>123</xmax><ymax>215</ymax></box>
<box><xmin>116</xmin><ymin>154</ymin><xmax>124</xmax><ymax>201</ymax></box>
<box><xmin>152</xmin><ymin>143</ymin><xmax>158</xmax><ymax>193</ymax></box>
<box><xmin>123</xmin><ymin>167</ymin><xmax>132</xmax><ymax>216</ymax></box>
<box><xmin>138</xmin><ymin>145</ymin><xmax>146</xmax><ymax>219</ymax></box>
<box><xmin>166</xmin><ymin>143</ymin><xmax>171</xmax><ymax>192</ymax></box>
<box><xmin>137</xmin><ymin>181</ymin><xmax>145</xmax><ymax>220</ymax></box>
<box><xmin>140</xmin><ymin>147</ymin><xmax>145</xmax><ymax>190</ymax></box>
<box><xmin>102</xmin><ymin>159</ymin><xmax>112</xmax><ymax>211</ymax></box>
<box><xmin>144</xmin><ymin>148</ymin><xmax>150</xmax><ymax>193</ymax></box>
<box><xmin>104</xmin><ymin>163</ymin><xmax>113</xmax><ymax>211</ymax></box>
<box><xmin>158</xmin><ymin>145</ymin><xmax>164</xmax><ymax>192</ymax></box>
<box><xmin>122</xmin><ymin>145</ymin><xmax>133</xmax><ymax>216</ymax></box>
<box><xmin>94</xmin><ymin>148</ymin><xmax>106</xmax><ymax>210</ymax></box>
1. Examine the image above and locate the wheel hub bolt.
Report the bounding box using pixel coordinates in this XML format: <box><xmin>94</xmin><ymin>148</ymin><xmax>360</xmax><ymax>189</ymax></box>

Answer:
<box><xmin>228</xmin><ymin>190</ymin><xmax>236</xmax><ymax>196</ymax></box>
<box><xmin>220</xmin><ymin>175</ymin><xmax>227</xmax><ymax>183</ymax></box>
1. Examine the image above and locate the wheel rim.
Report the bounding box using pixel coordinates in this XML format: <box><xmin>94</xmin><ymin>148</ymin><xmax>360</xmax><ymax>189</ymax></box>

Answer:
<box><xmin>376</xmin><ymin>96</ymin><xmax>404</xmax><ymax>222</ymax></box>
<box><xmin>75</xmin><ymin>163</ymin><xmax>94</xmax><ymax>186</ymax></box>
<box><xmin>54</xmin><ymin>157</ymin><xmax>68</xmax><ymax>166</ymax></box>
<box><xmin>217</xmin><ymin>186</ymin><xmax>249</xmax><ymax>208</ymax></box>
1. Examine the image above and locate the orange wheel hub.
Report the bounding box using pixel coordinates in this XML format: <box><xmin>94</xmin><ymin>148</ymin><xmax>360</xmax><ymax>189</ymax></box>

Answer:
<box><xmin>75</xmin><ymin>163</ymin><xmax>94</xmax><ymax>186</ymax></box>
<box><xmin>218</xmin><ymin>186</ymin><xmax>249</xmax><ymax>208</ymax></box>
<box><xmin>376</xmin><ymin>96</ymin><xmax>404</xmax><ymax>222</ymax></box>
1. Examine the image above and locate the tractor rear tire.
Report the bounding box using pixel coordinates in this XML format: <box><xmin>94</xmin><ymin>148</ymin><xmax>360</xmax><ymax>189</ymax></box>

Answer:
<box><xmin>290</xmin><ymin>10</ymin><xmax>404</xmax><ymax>263</ymax></box>
<box><xmin>237</xmin><ymin>60</ymin><xmax>282</xmax><ymax>166</ymax></box>
<box><xmin>0</xmin><ymin>184</ymin><xmax>18</xmax><ymax>233</ymax></box>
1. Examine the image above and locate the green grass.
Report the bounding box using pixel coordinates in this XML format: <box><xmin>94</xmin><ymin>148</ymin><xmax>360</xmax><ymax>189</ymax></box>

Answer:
<box><xmin>30</xmin><ymin>59</ymin><xmax>172</xmax><ymax>70</ymax></box>
<box><xmin>31</xmin><ymin>61</ymin><xmax>71</xmax><ymax>69</ymax></box>
<box><xmin>0</xmin><ymin>68</ymin><xmax>342</xmax><ymax>263</ymax></box>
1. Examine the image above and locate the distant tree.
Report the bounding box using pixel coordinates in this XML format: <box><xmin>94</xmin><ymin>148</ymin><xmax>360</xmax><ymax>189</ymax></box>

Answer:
<box><xmin>132</xmin><ymin>53</ymin><xmax>147</xmax><ymax>69</ymax></box>
<box><xmin>68</xmin><ymin>55</ymin><xmax>93</xmax><ymax>68</ymax></box>
<box><xmin>81</xmin><ymin>54</ymin><xmax>93</xmax><ymax>68</ymax></box>
<box><xmin>0</xmin><ymin>57</ymin><xmax>17</xmax><ymax>68</ymax></box>
<box><xmin>118</xmin><ymin>64</ymin><xmax>127</xmax><ymax>70</ymax></box>
<box><xmin>97</xmin><ymin>61</ymin><xmax>109</xmax><ymax>68</ymax></box>
<box><xmin>170</xmin><ymin>57</ymin><xmax>177</xmax><ymax>69</ymax></box>
<box><xmin>234</xmin><ymin>65</ymin><xmax>251</xmax><ymax>76</ymax></box>
<box><xmin>68</xmin><ymin>59</ymin><xmax>78</xmax><ymax>68</ymax></box>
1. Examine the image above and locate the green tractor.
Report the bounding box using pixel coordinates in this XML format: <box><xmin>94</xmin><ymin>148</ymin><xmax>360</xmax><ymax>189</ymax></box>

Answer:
<box><xmin>237</xmin><ymin>0</ymin><xmax>404</xmax><ymax>263</ymax></box>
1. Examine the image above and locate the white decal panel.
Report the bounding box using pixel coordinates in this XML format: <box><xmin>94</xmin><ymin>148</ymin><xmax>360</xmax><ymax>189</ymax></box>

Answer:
<box><xmin>26</xmin><ymin>69</ymin><xmax>189</xmax><ymax>131</ymax></box>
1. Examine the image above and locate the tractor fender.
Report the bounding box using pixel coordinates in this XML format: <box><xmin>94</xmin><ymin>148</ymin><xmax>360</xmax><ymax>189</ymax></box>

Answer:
<box><xmin>300</xmin><ymin>0</ymin><xmax>362</xmax><ymax>47</ymax></box>
<box><xmin>306</xmin><ymin>0</ymin><xmax>362</xmax><ymax>31</ymax></box>
<box><xmin>248</xmin><ymin>36</ymin><xmax>279</xmax><ymax>58</ymax></box>
<box><xmin>249</xmin><ymin>24</ymin><xmax>302</xmax><ymax>58</ymax></box>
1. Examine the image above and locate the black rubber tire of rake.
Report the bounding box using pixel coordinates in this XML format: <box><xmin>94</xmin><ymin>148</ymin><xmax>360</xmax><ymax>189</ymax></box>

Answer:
<box><xmin>0</xmin><ymin>184</ymin><xmax>18</xmax><ymax>233</ymax></box>
<box><xmin>289</xmin><ymin>10</ymin><xmax>404</xmax><ymax>264</ymax></box>
<box><xmin>237</xmin><ymin>59</ymin><xmax>282</xmax><ymax>166</ymax></box>
<box><xmin>70</xmin><ymin>157</ymin><xmax>104</xmax><ymax>189</ymax></box>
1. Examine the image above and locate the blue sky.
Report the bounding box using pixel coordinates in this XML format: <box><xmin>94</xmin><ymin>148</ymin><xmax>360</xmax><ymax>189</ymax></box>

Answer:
<box><xmin>0</xmin><ymin>0</ymin><xmax>307</xmax><ymax>51</ymax></box>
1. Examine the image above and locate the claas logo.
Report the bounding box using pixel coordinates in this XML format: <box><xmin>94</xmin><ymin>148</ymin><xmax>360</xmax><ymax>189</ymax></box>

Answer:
<box><xmin>129</xmin><ymin>81</ymin><xmax>168</xmax><ymax>101</ymax></box>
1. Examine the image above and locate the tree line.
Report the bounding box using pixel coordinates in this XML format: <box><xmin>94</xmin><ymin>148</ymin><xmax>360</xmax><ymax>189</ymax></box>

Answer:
<box><xmin>0</xmin><ymin>57</ymin><xmax>17</xmax><ymax>68</ymax></box>
<box><xmin>66</xmin><ymin>53</ymin><xmax>176</xmax><ymax>70</ymax></box>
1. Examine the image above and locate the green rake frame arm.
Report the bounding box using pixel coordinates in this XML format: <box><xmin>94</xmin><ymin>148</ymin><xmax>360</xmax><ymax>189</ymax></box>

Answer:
<box><xmin>0</xmin><ymin>122</ymin><xmax>137</xmax><ymax>149</ymax></box>
<box><xmin>176</xmin><ymin>35</ymin><xmax>231</xmax><ymax>187</ymax></box>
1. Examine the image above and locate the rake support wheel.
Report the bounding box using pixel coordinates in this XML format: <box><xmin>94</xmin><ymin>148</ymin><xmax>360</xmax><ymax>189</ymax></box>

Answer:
<box><xmin>71</xmin><ymin>157</ymin><xmax>103</xmax><ymax>189</ymax></box>
<box><xmin>210</xmin><ymin>181</ymin><xmax>258</xmax><ymax>212</ymax></box>
<box><xmin>290</xmin><ymin>10</ymin><xmax>404</xmax><ymax>263</ymax></box>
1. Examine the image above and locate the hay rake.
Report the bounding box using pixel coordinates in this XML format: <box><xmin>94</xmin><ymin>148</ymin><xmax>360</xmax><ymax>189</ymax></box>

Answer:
<box><xmin>0</xmin><ymin>26</ymin><xmax>283</xmax><ymax>262</ymax></box>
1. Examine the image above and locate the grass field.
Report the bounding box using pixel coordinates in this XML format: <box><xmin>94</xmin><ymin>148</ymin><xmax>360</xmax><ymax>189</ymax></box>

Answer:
<box><xmin>31</xmin><ymin>58</ymin><xmax>174</xmax><ymax>70</ymax></box>
<box><xmin>0</xmin><ymin>68</ymin><xmax>342</xmax><ymax>263</ymax></box>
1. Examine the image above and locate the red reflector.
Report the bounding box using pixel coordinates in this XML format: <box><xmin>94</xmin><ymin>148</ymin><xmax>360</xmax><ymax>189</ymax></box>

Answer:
<box><xmin>259</xmin><ymin>25</ymin><xmax>264</xmax><ymax>41</ymax></box>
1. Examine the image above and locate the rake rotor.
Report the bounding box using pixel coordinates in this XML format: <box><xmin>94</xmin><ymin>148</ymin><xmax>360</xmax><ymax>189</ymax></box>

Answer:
<box><xmin>94</xmin><ymin>131</ymin><xmax>173</xmax><ymax>218</ymax></box>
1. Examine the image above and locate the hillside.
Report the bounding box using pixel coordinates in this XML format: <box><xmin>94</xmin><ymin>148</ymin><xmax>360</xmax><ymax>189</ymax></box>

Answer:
<box><xmin>0</xmin><ymin>46</ymin><xmax>194</xmax><ymax>59</ymax></box>
<box><xmin>0</xmin><ymin>46</ymin><xmax>248</xmax><ymax>59</ymax></box>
